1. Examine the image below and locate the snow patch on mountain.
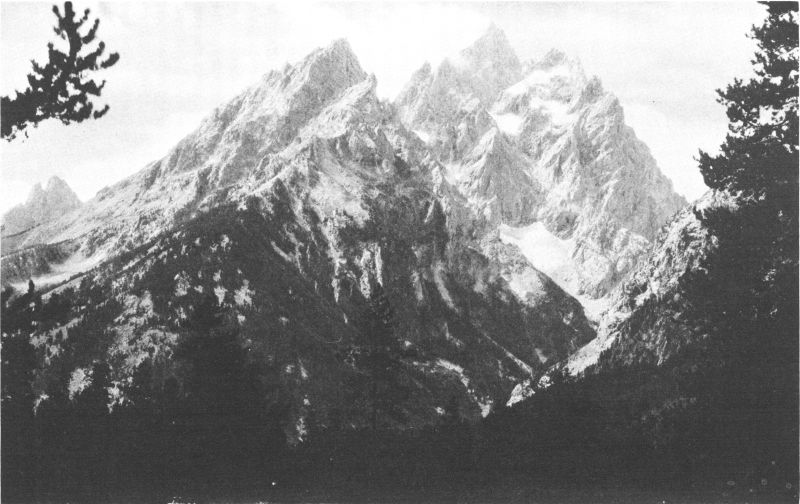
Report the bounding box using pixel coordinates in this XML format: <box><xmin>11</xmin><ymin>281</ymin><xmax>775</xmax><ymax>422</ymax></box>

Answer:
<box><xmin>498</xmin><ymin>222</ymin><xmax>611</xmax><ymax>319</ymax></box>
<box><xmin>433</xmin><ymin>262</ymin><xmax>458</xmax><ymax>311</ymax></box>
<box><xmin>490</xmin><ymin>112</ymin><xmax>525</xmax><ymax>135</ymax></box>
<box><xmin>499</xmin><ymin>222</ymin><xmax>578</xmax><ymax>293</ymax></box>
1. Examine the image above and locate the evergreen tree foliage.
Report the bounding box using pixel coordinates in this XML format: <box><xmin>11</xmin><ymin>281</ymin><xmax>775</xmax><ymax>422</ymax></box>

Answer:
<box><xmin>680</xmin><ymin>0</ymin><xmax>799</xmax><ymax>486</ymax></box>
<box><xmin>698</xmin><ymin>3</ymin><xmax>797</xmax><ymax>198</ymax></box>
<box><xmin>690</xmin><ymin>0</ymin><xmax>798</xmax><ymax>391</ymax></box>
<box><xmin>350</xmin><ymin>281</ymin><xmax>410</xmax><ymax>430</ymax></box>
<box><xmin>698</xmin><ymin>2</ymin><xmax>798</xmax><ymax>248</ymax></box>
<box><xmin>1</xmin><ymin>1</ymin><xmax>120</xmax><ymax>140</ymax></box>
<box><xmin>1</xmin><ymin>294</ymin><xmax>38</xmax><ymax>501</ymax></box>
<box><xmin>695</xmin><ymin>2</ymin><xmax>798</xmax><ymax>310</ymax></box>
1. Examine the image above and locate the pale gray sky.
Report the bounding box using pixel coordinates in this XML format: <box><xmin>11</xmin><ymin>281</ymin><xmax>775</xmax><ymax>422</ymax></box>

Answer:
<box><xmin>0</xmin><ymin>1</ymin><xmax>764</xmax><ymax>213</ymax></box>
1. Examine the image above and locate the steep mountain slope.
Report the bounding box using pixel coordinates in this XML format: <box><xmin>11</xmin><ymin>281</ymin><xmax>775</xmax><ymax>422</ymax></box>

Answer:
<box><xmin>551</xmin><ymin>190</ymin><xmax>727</xmax><ymax>378</ymax></box>
<box><xmin>5</xmin><ymin>38</ymin><xmax>595</xmax><ymax>438</ymax></box>
<box><xmin>396</xmin><ymin>29</ymin><xmax>686</xmax><ymax>304</ymax></box>
<box><xmin>592</xmin><ymin>192</ymin><xmax>728</xmax><ymax>370</ymax></box>
<box><xmin>1</xmin><ymin>40</ymin><xmax>372</xmax><ymax>274</ymax></box>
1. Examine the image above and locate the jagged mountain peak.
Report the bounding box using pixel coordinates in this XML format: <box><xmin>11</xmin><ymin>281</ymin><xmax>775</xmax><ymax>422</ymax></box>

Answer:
<box><xmin>2</xmin><ymin>176</ymin><xmax>81</xmax><ymax>237</ymax></box>
<box><xmin>258</xmin><ymin>37</ymin><xmax>367</xmax><ymax>110</ymax></box>
<box><xmin>450</xmin><ymin>24</ymin><xmax>522</xmax><ymax>100</ymax></box>
<box><xmin>482</xmin><ymin>22</ymin><xmax>505</xmax><ymax>38</ymax></box>
<box><xmin>24</xmin><ymin>176</ymin><xmax>80</xmax><ymax>209</ymax></box>
<box><xmin>295</xmin><ymin>38</ymin><xmax>365</xmax><ymax>82</ymax></box>
<box><xmin>154</xmin><ymin>37</ymin><xmax>370</xmax><ymax>185</ymax></box>
<box><xmin>534</xmin><ymin>48</ymin><xmax>572</xmax><ymax>69</ymax></box>
<box><xmin>395</xmin><ymin>25</ymin><xmax>525</xmax><ymax>145</ymax></box>
<box><xmin>459</xmin><ymin>23</ymin><xmax>518</xmax><ymax>66</ymax></box>
<box><xmin>44</xmin><ymin>175</ymin><xmax>74</xmax><ymax>195</ymax></box>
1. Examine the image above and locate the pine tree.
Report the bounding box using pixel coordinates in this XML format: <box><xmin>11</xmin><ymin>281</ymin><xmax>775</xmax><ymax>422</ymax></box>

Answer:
<box><xmin>1</xmin><ymin>1</ymin><xmax>120</xmax><ymax>140</ymax></box>
<box><xmin>684</xmin><ymin>1</ymin><xmax>798</xmax><ymax>482</ymax></box>
<box><xmin>697</xmin><ymin>2</ymin><xmax>798</xmax><ymax>263</ymax></box>
<box><xmin>692</xmin><ymin>1</ymin><xmax>798</xmax><ymax>338</ymax></box>
<box><xmin>698</xmin><ymin>2</ymin><xmax>798</xmax><ymax>200</ymax></box>
<box><xmin>0</xmin><ymin>324</ymin><xmax>37</xmax><ymax>500</ymax></box>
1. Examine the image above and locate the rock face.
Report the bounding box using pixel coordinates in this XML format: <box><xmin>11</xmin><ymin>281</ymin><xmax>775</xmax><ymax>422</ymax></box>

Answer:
<box><xmin>6</xmin><ymin>36</ymin><xmax>601</xmax><ymax>441</ymax></box>
<box><xmin>2</xmin><ymin>176</ymin><xmax>81</xmax><ymax>238</ymax></box>
<box><xmin>590</xmin><ymin>191</ymin><xmax>732</xmax><ymax>370</ymax></box>
<box><xmin>396</xmin><ymin>29</ymin><xmax>686</xmax><ymax>302</ymax></box>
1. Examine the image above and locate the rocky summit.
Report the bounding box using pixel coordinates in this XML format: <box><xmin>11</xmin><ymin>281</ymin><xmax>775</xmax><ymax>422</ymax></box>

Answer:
<box><xmin>2</xmin><ymin>176</ymin><xmax>81</xmax><ymax>243</ymax></box>
<box><xmin>396</xmin><ymin>28</ymin><xmax>686</xmax><ymax>304</ymax></box>
<box><xmin>1</xmin><ymin>28</ymin><xmax>685</xmax><ymax>441</ymax></box>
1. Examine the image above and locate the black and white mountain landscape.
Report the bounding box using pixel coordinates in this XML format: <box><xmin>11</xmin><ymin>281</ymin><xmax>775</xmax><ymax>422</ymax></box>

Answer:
<box><xmin>1</xmin><ymin>3</ymin><xmax>797</xmax><ymax>503</ymax></box>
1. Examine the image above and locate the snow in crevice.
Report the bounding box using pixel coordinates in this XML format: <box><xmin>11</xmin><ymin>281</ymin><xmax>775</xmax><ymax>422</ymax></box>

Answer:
<box><xmin>432</xmin><ymin>262</ymin><xmax>457</xmax><ymax>311</ymax></box>
<box><xmin>374</xmin><ymin>246</ymin><xmax>384</xmax><ymax>287</ymax></box>
<box><xmin>443</xmin><ymin>322</ymin><xmax>465</xmax><ymax>349</ymax></box>
<box><xmin>271</xmin><ymin>240</ymin><xmax>294</xmax><ymax>263</ymax></box>
<box><xmin>320</xmin><ymin>221</ymin><xmax>347</xmax><ymax>303</ymax></box>
<box><xmin>490</xmin><ymin>112</ymin><xmax>525</xmax><ymax>136</ymax></box>
<box><xmin>413</xmin><ymin>129</ymin><xmax>431</xmax><ymax>143</ymax></box>
<box><xmin>481</xmin><ymin>333</ymin><xmax>533</xmax><ymax>376</ymax></box>
<box><xmin>298</xmin><ymin>360</ymin><xmax>310</xmax><ymax>380</ymax></box>
<box><xmin>411</xmin><ymin>271</ymin><xmax>425</xmax><ymax>302</ymax></box>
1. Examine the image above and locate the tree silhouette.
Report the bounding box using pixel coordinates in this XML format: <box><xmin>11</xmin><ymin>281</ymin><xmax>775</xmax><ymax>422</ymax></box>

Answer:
<box><xmin>1</xmin><ymin>1</ymin><xmax>120</xmax><ymax>141</ymax></box>
<box><xmin>685</xmin><ymin>0</ymin><xmax>799</xmax><ymax>485</ymax></box>
<box><xmin>698</xmin><ymin>2</ymin><xmax>797</xmax><ymax>218</ymax></box>
<box><xmin>693</xmin><ymin>1</ymin><xmax>798</xmax><ymax>339</ymax></box>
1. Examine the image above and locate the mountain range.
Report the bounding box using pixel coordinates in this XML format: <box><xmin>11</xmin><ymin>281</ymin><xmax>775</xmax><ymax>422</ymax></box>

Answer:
<box><xmin>2</xmin><ymin>27</ymin><xmax>694</xmax><ymax>438</ymax></box>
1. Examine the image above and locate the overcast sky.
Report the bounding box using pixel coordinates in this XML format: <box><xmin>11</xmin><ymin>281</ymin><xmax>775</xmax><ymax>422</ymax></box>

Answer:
<box><xmin>0</xmin><ymin>1</ymin><xmax>764</xmax><ymax>213</ymax></box>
